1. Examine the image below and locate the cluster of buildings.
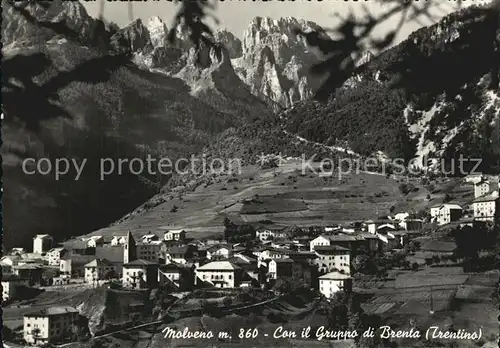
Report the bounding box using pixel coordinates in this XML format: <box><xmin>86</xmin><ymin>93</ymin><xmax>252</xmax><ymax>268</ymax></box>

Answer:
<box><xmin>430</xmin><ymin>174</ymin><xmax>500</xmax><ymax>226</ymax></box>
<box><xmin>6</xmin><ymin>174</ymin><xmax>500</xmax><ymax>346</ymax></box>
<box><xmin>2</xmin><ymin>201</ymin><xmax>436</xmax><ymax>345</ymax></box>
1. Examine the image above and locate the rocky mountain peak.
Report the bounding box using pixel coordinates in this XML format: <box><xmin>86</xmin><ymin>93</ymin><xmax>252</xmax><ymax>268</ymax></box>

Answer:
<box><xmin>214</xmin><ymin>29</ymin><xmax>243</xmax><ymax>59</ymax></box>
<box><xmin>243</xmin><ymin>16</ymin><xmax>321</xmax><ymax>55</ymax></box>
<box><xmin>2</xmin><ymin>0</ymin><xmax>95</xmax><ymax>46</ymax></box>
<box><xmin>146</xmin><ymin>16</ymin><xmax>168</xmax><ymax>48</ymax></box>
<box><xmin>110</xmin><ymin>18</ymin><xmax>152</xmax><ymax>53</ymax></box>
<box><xmin>233</xmin><ymin>16</ymin><xmax>326</xmax><ymax>110</ymax></box>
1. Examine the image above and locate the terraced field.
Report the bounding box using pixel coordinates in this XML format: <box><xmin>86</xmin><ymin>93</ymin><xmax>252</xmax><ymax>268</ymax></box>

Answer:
<box><xmin>73</xmin><ymin>160</ymin><xmax>470</xmax><ymax>243</ymax></box>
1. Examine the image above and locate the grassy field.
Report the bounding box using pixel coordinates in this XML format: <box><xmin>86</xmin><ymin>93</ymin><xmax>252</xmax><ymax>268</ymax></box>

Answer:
<box><xmin>74</xmin><ymin>160</ymin><xmax>472</xmax><ymax>243</ymax></box>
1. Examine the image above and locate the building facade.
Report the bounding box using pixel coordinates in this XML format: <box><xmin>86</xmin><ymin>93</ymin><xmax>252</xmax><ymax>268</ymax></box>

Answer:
<box><xmin>319</xmin><ymin>272</ymin><xmax>353</xmax><ymax>299</ymax></box>
<box><xmin>23</xmin><ymin>306</ymin><xmax>79</xmax><ymax>345</ymax></box>
<box><xmin>47</xmin><ymin>248</ymin><xmax>67</xmax><ymax>267</ymax></box>
<box><xmin>2</xmin><ymin>275</ymin><xmax>29</xmax><ymax>302</ymax></box>
<box><xmin>122</xmin><ymin>259</ymin><xmax>160</xmax><ymax>289</ymax></box>
<box><xmin>136</xmin><ymin>241</ymin><xmax>163</xmax><ymax>263</ymax></box>
<box><xmin>314</xmin><ymin>246</ymin><xmax>351</xmax><ymax>275</ymax></box>
<box><xmin>84</xmin><ymin>258</ymin><xmax>115</xmax><ymax>284</ymax></box>
<box><xmin>474</xmin><ymin>180</ymin><xmax>491</xmax><ymax>199</ymax></box>
<box><xmin>195</xmin><ymin>261</ymin><xmax>242</xmax><ymax>288</ymax></box>
<box><xmin>472</xmin><ymin>194</ymin><xmax>500</xmax><ymax>221</ymax></box>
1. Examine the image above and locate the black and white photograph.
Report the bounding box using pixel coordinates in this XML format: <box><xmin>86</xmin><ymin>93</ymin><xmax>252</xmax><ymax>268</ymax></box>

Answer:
<box><xmin>2</xmin><ymin>0</ymin><xmax>500</xmax><ymax>347</ymax></box>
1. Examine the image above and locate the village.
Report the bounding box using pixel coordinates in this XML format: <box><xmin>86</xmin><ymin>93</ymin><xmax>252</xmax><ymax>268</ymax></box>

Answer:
<box><xmin>1</xmin><ymin>172</ymin><xmax>499</xmax><ymax>347</ymax></box>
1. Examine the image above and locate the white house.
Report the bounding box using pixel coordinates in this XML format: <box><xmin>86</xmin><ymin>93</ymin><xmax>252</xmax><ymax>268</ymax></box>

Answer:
<box><xmin>163</xmin><ymin>229</ymin><xmax>186</xmax><ymax>242</ymax></box>
<box><xmin>122</xmin><ymin>259</ymin><xmax>160</xmax><ymax>289</ymax></box>
<box><xmin>430</xmin><ymin>204</ymin><xmax>463</xmax><ymax>225</ymax></box>
<box><xmin>85</xmin><ymin>236</ymin><xmax>104</xmax><ymax>248</ymax></box>
<box><xmin>33</xmin><ymin>234</ymin><xmax>53</xmax><ymax>254</ymax></box>
<box><xmin>319</xmin><ymin>272</ymin><xmax>353</xmax><ymax>299</ymax></box>
<box><xmin>474</xmin><ymin>180</ymin><xmax>491</xmax><ymax>199</ymax></box>
<box><xmin>393</xmin><ymin>212</ymin><xmax>410</xmax><ymax>222</ymax></box>
<box><xmin>376</xmin><ymin>224</ymin><xmax>396</xmax><ymax>234</ymax></box>
<box><xmin>47</xmin><ymin>248</ymin><xmax>67</xmax><ymax>266</ymax></box>
<box><xmin>11</xmin><ymin>247</ymin><xmax>26</xmax><ymax>254</ymax></box>
<box><xmin>472</xmin><ymin>192</ymin><xmax>500</xmax><ymax>221</ymax></box>
<box><xmin>1</xmin><ymin>254</ymin><xmax>21</xmax><ymax>267</ymax></box>
<box><xmin>195</xmin><ymin>261</ymin><xmax>242</xmax><ymax>288</ymax></box>
<box><xmin>464</xmin><ymin>173</ymin><xmax>484</xmax><ymax>184</ymax></box>
<box><xmin>111</xmin><ymin>235</ymin><xmax>127</xmax><ymax>246</ymax></box>
<box><xmin>309</xmin><ymin>235</ymin><xmax>334</xmax><ymax>252</ymax></box>
<box><xmin>84</xmin><ymin>258</ymin><xmax>115</xmax><ymax>284</ymax></box>
<box><xmin>324</xmin><ymin>225</ymin><xmax>341</xmax><ymax>233</ymax></box>
<box><xmin>256</xmin><ymin>229</ymin><xmax>287</xmax><ymax>241</ymax></box>
<box><xmin>206</xmin><ymin>244</ymin><xmax>233</xmax><ymax>260</ymax></box>
<box><xmin>23</xmin><ymin>306</ymin><xmax>79</xmax><ymax>345</ymax></box>
<box><xmin>314</xmin><ymin>245</ymin><xmax>351</xmax><ymax>275</ymax></box>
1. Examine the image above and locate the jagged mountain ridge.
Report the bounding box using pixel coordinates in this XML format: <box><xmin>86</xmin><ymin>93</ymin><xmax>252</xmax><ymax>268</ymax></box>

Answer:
<box><xmin>109</xmin><ymin>15</ymin><xmax>333</xmax><ymax>112</ymax></box>
<box><xmin>1</xmin><ymin>0</ymin><xmax>273</xmax><ymax>249</ymax></box>
<box><xmin>232</xmin><ymin>16</ymin><xmax>328</xmax><ymax>111</ymax></box>
<box><xmin>111</xmin><ymin>16</ymin><xmax>273</xmax><ymax>122</ymax></box>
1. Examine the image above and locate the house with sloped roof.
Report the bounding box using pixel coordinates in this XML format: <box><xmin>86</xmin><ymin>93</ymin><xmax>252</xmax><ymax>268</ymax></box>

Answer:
<box><xmin>319</xmin><ymin>272</ymin><xmax>353</xmax><ymax>299</ymax></box>
<box><xmin>158</xmin><ymin>263</ymin><xmax>195</xmax><ymax>290</ymax></box>
<box><xmin>13</xmin><ymin>263</ymin><xmax>44</xmax><ymax>285</ymax></box>
<box><xmin>23</xmin><ymin>306</ymin><xmax>79</xmax><ymax>345</ymax></box>
<box><xmin>95</xmin><ymin>246</ymin><xmax>124</xmax><ymax>276</ymax></box>
<box><xmin>430</xmin><ymin>203</ymin><xmax>463</xmax><ymax>225</ymax></box>
<box><xmin>195</xmin><ymin>261</ymin><xmax>243</xmax><ymax>288</ymax></box>
<box><xmin>84</xmin><ymin>258</ymin><xmax>115</xmax><ymax>284</ymax></box>
<box><xmin>60</xmin><ymin>254</ymin><xmax>95</xmax><ymax>278</ymax></box>
<box><xmin>123</xmin><ymin>259</ymin><xmax>160</xmax><ymax>289</ymax></box>
<box><xmin>136</xmin><ymin>240</ymin><xmax>163</xmax><ymax>263</ymax></box>
<box><xmin>313</xmin><ymin>245</ymin><xmax>351</xmax><ymax>275</ymax></box>
<box><xmin>2</xmin><ymin>274</ymin><xmax>30</xmax><ymax>302</ymax></box>
<box><xmin>47</xmin><ymin>247</ymin><xmax>68</xmax><ymax>266</ymax></box>
<box><xmin>33</xmin><ymin>234</ymin><xmax>53</xmax><ymax>254</ymax></box>
<box><xmin>111</xmin><ymin>235</ymin><xmax>127</xmax><ymax>246</ymax></box>
<box><xmin>206</xmin><ymin>244</ymin><xmax>233</xmax><ymax>260</ymax></box>
<box><xmin>166</xmin><ymin>245</ymin><xmax>197</xmax><ymax>264</ymax></box>
<box><xmin>472</xmin><ymin>191</ymin><xmax>500</xmax><ymax>221</ymax></box>
<box><xmin>163</xmin><ymin>229</ymin><xmax>187</xmax><ymax>242</ymax></box>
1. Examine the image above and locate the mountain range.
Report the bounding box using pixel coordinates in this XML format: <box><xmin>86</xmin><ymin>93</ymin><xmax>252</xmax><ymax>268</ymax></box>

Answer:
<box><xmin>3</xmin><ymin>1</ymin><xmax>500</xmax><ymax>249</ymax></box>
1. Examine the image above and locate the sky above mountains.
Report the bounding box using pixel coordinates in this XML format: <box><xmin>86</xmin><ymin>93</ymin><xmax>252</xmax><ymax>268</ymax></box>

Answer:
<box><xmin>83</xmin><ymin>1</ymin><xmax>466</xmax><ymax>45</ymax></box>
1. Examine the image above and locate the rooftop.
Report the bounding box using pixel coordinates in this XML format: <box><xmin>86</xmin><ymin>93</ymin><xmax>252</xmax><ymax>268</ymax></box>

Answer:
<box><xmin>123</xmin><ymin>259</ymin><xmax>160</xmax><ymax>267</ymax></box>
<box><xmin>196</xmin><ymin>261</ymin><xmax>241</xmax><ymax>271</ymax></box>
<box><xmin>473</xmin><ymin>193</ymin><xmax>500</xmax><ymax>203</ymax></box>
<box><xmin>34</xmin><ymin>234</ymin><xmax>52</xmax><ymax>240</ymax></box>
<box><xmin>314</xmin><ymin>245</ymin><xmax>350</xmax><ymax>253</ymax></box>
<box><xmin>24</xmin><ymin>306</ymin><xmax>79</xmax><ymax>317</ymax></box>
<box><xmin>85</xmin><ymin>258</ymin><xmax>114</xmax><ymax>268</ymax></box>
<box><xmin>319</xmin><ymin>271</ymin><xmax>352</xmax><ymax>280</ymax></box>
